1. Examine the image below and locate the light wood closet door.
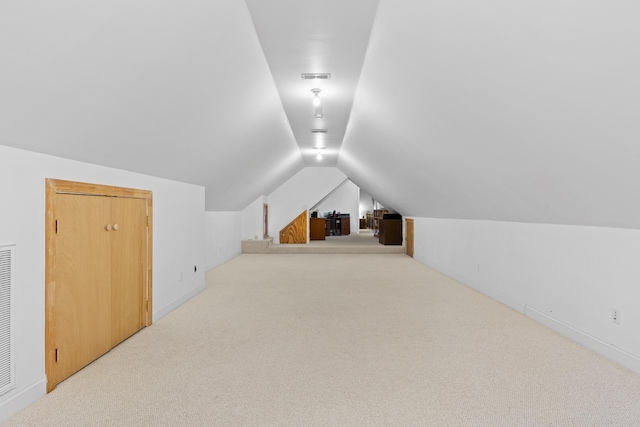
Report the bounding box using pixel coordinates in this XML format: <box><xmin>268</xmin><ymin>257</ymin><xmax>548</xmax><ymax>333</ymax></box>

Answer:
<box><xmin>406</xmin><ymin>218</ymin><xmax>414</xmax><ymax>258</ymax></box>
<box><xmin>55</xmin><ymin>194</ymin><xmax>112</xmax><ymax>384</ymax></box>
<box><xmin>110</xmin><ymin>197</ymin><xmax>147</xmax><ymax>346</ymax></box>
<box><xmin>46</xmin><ymin>179</ymin><xmax>152</xmax><ymax>392</ymax></box>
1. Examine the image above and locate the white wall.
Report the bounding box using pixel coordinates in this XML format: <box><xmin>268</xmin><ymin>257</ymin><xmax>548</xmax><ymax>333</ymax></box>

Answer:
<box><xmin>359</xmin><ymin>189</ymin><xmax>374</xmax><ymax>219</ymax></box>
<box><xmin>0</xmin><ymin>145</ymin><xmax>206</xmax><ymax>423</ymax></box>
<box><xmin>240</xmin><ymin>196</ymin><xmax>267</xmax><ymax>241</ymax></box>
<box><xmin>412</xmin><ymin>217</ymin><xmax>640</xmax><ymax>374</ymax></box>
<box><xmin>205</xmin><ymin>211</ymin><xmax>241</xmax><ymax>270</ymax></box>
<box><xmin>268</xmin><ymin>167</ymin><xmax>347</xmax><ymax>243</ymax></box>
<box><xmin>314</xmin><ymin>180</ymin><xmax>360</xmax><ymax>234</ymax></box>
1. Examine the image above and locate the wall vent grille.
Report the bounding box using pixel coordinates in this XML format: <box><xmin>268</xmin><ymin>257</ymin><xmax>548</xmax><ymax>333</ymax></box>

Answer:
<box><xmin>311</xmin><ymin>129</ymin><xmax>328</xmax><ymax>133</ymax></box>
<box><xmin>301</xmin><ymin>73</ymin><xmax>331</xmax><ymax>80</ymax></box>
<box><xmin>0</xmin><ymin>244</ymin><xmax>15</xmax><ymax>396</ymax></box>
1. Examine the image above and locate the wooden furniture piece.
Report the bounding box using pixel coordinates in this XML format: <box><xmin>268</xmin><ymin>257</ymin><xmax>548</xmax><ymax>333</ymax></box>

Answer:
<box><xmin>310</xmin><ymin>217</ymin><xmax>326</xmax><ymax>240</ymax></box>
<box><xmin>341</xmin><ymin>215</ymin><xmax>350</xmax><ymax>235</ymax></box>
<box><xmin>359</xmin><ymin>218</ymin><xmax>366</xmax><ymax>229</ymax></box>
<box><xmin>321</xmin><ymin>213</ymin><xmax>351</xmax><ymax>236</ymax></box>
<box><xmin>372</xmin><ymin>209</ymin><xmax>388</xmax><ymax>236</ymax></box>
<box><xmin>379</xmin><ymin>213</ymin><xmax>402</xmax><ymax>245</ymax></box>
<box><xmin>334</xmin><ymin>214</ymin><xmax>350</xmax><ymax>235</ymax></box>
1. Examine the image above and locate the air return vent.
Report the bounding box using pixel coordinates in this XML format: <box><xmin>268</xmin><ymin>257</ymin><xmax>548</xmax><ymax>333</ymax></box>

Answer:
<box><xmin>0</xmin><ymin>244</ymin><xmax>15</xmax><ymax>396</ymax></box>
<box><xmin>311</xmin><ymin>129</ymin><xmax>328</xmax><ymax>133</ymax></box>
<box><xmin>301</xmin><ymin>73</ymin><xmax>331</xmax><ymax>80</ymax></box>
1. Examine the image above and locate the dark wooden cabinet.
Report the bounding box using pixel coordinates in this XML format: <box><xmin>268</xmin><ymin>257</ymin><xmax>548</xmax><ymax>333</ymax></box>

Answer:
<box><xmin>334</xmin><ymin>215</ymin><xmax>350</xmax><ymax>236</ymax></box>
<box><xmin>340</xmin><ymin>216</ymin><xmax>350</xmax><ymax>235</ymax></box>
<box><xmin>379</xmin><ymin>216</ymin><xmax>402</xmax><ymax>245</ymax></box>
<box><xmin>317</xmin><ymin>214</ymin><xmax>351</xmax><ymax>237</ymax></box>
<box><xmin>310</xmin><ymin>217</ymin><xmax>326</xmax><ymax>240</ymax></box>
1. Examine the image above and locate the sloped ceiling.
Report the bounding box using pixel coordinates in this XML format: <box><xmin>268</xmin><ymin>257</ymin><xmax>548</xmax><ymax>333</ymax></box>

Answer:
<box><xmin>2</xmin><ymin>1</ymin><xmax>640</xmax><ymax>228</ymax></box>
<box><xmin>341</xmin><ymin>1</ymin><xmax>640</xmax><ymax>228</ymax></box>
<box><xmin>0</xmin><ymin>0</ymin><xmax>302</xmax><ymax>210</ymax></box>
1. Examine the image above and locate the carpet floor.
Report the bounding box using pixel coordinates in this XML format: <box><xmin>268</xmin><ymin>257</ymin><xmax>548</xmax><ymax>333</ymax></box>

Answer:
<box><xmin>5</xmin><ymin>254</ymin><xmax>640</xmax><ymax>426</ymax></box>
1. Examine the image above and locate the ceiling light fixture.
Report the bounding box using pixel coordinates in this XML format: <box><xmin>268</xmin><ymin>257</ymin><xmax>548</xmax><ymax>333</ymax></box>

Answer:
<box><xmin>311</xmin><ymin>88</ymin><xmax>323</xmax><ymax>118</ymax></box>
<box><xmin>316</xmin><ymin>154</ymin><xmax>323</xmax><ymax>161</ymax></box>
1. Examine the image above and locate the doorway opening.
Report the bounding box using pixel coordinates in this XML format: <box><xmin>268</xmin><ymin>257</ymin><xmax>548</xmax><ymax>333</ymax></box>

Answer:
<box><xmin>263</xmin><ymin>203</ymin><xmax>269</xmax><ymax>238</ymax></box>
<box><xmin>405</xmin><ymin>218</ymin><xmax>414</xmax><ymax>257</ymax></box>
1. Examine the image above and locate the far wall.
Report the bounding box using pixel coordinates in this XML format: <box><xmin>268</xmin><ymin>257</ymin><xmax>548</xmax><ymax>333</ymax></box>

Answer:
<box><xmin>314</xmin><ymin>179</ymin><xmax>360</xmax><ymax>234</ymax></box>
<box><xmin>240</xmin><ymin>195</ymin><xmax>267</xmax><ymax>241</ymax></box>
<box><xmin>267</xmin><ymin>167</ymin><xmax>348</xmax><ymax>244</ymax></box>
<box><xmin>205</xmin><ymin>211</ymin><xmax>242</xmax><ymax>270</ymax></box>
<box><xmin>359</xmin><ymin>189</ymin><xmax>374</xmax><ymax>219</ymax></box>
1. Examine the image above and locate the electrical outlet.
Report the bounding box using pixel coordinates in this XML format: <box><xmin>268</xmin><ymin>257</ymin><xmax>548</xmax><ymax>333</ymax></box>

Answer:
<box><xmin>612</xmin><ymin>308</ymin><xmax>621</xmax><ymax>325</ymax></box>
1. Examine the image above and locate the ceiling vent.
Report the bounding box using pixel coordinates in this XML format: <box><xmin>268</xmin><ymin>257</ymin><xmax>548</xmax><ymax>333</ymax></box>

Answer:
<box><xmin>301</xmin><ymin>73</ymin><xmax>331</xmax><ymax>80</ymax></box>
<box><xmin>311</xmin><ymin>129</ymin><xmax>328</xmax><ymax>133</ymax></box>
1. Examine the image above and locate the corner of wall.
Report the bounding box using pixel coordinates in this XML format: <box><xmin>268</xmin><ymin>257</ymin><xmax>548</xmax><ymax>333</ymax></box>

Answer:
<box><xmin>153</xmin><ymin>281</ymin><xmax>207</xmax><ymax>323</ymax></box>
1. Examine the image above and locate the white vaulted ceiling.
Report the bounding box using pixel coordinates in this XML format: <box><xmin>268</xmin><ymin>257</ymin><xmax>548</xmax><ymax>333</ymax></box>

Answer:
<box><xmin>1</xmin><ymin>1</ymin><xmax>640</xmax><ymax>228</ymax></box>
<box><xmin>245</xmin><ymin>0</ymin><xmax>379</xmax><ymax>166</ymax></box>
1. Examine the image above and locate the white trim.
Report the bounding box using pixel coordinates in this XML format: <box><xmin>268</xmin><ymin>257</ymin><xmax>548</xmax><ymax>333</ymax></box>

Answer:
<box><xmin>206</xmin><ymin>251</ymin><xmax>241</xmax><ymax>272</ymax></box>
<box><xmin>152</xmin><ymin>282</ymin><xmax>206</xmax><ymax>322</ymax></box>
<box><xmin>0</xmin><ymin>376</ymin><xmax>46</xmax><ymax>424</ymax></box>
<box><xmin>415</xmin><ymin>255</ymin><xmax>640</xmax><ymax>375</ymax></box>
<box><xmin>415</xmin><ymin>255</ymin><xmax>526</xmax><ymax>314</ymax></box>
<box><xmin>525</xmin><ymin>306</ymin><xmax>640</xmax><ymax>375</ymax></box>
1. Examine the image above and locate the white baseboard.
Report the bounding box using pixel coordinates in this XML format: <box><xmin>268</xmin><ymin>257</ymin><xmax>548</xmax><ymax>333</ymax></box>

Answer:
<box><xmin>152</xmin><ymin>282</ymin><xmax>206</xmax><ymax>322</ymax></box>
<box><xmin>415</xmin><ymin>255</ymin><xmax>640</xmax><ymax>376</ymax></box>
<box><xmin>525</xmin><ymin>306</ymin><xmax>640</xmax><ymax>375</ymax></box>
<box><xmin>415</xmin><ymin>255</ymin><xmax>526</xmax><ymax>314</ymax></box>
<box><xmin>0</xmin><ymin>376</ymin><xmax>47</xmax><ymax>424</ymax></box>
<box><xmin>206</xmin><ymin>250</ymin><xmax>241</xmax><ymax>271</ymax></box>
<box><xmin>154</xmin><ymin>251</ymin><xmax>240</xmax><ymax>323</ymax></box>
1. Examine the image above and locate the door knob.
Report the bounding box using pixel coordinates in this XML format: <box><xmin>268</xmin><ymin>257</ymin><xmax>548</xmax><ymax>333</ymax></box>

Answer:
<box><xmin>105</xmin><ymin>224</ymin><xmax>112</xmax><ymax>231</ymax></box>
<box><xmin>113</xmin><ymin>224</ymin><xmax>119</xmax><ymax>231</ymax></box>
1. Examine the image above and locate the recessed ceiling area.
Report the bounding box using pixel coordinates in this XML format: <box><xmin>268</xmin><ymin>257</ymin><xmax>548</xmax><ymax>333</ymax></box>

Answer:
<box><xmin>245</xmin><ymin>0</ymin><xmax>379</xmax><ymax>166</ymax></box>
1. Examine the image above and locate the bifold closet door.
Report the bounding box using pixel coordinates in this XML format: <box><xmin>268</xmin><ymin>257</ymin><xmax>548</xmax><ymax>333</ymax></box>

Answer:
<box><xmin>54</xmin><ymin>194</ymin><xmax>112</xmax><ymax>385</ymax></box>
<box><xmin>110</xmin><ymin>197</ymin><xmax>147</xmax><ymax>347</ymax></box>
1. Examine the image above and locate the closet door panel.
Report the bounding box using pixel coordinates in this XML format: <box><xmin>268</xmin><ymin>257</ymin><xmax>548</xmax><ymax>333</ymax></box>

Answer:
<box><xmin>110</xmin><ymin>197</ymin><xmax>147</xmax><ymax>347</ymax></box>
<box><xmin>54</xmin><ymin>194</ymin><xmax>112</xmax><ymax>384</ymax></box>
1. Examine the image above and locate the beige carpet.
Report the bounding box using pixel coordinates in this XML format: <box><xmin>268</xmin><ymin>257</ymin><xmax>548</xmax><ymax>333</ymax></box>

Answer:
<box><xmin>244</xmin><ymin>230</ymin><xmax>405</xmax><ymax>254</ymax></box>
<box><xmin>309</xmin><ymin>230</ymin><xmax>381</xmax><ymax>246</ymax></box>
<box><xmin>5</xmin><ymin>254</ymin><xmax>640</xmax><ymax>426</ymax></box>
